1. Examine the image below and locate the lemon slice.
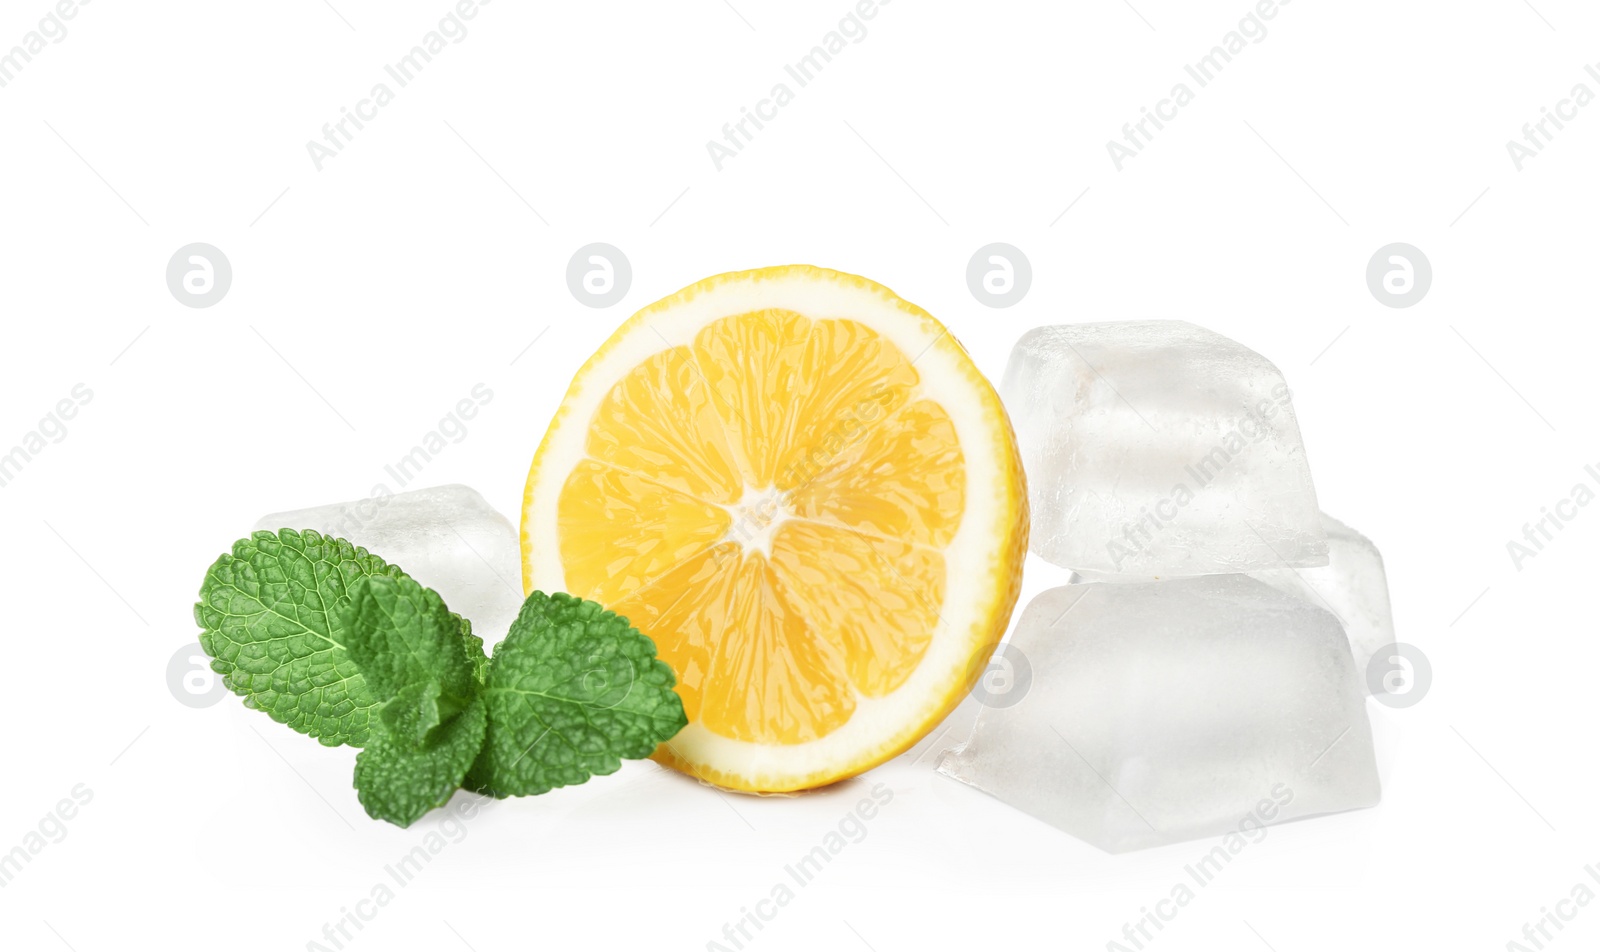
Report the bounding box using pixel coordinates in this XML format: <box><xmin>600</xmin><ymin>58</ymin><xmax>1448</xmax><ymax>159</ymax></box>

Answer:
<box><xmin>523</xmin><ymin>266</ymin><xmax>1027</xmax><ymax>792</ymax></box>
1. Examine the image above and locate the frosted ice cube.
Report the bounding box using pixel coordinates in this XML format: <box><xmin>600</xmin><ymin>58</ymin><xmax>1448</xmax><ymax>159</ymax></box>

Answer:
<box><xmin>1252</xmin><ymin>513</ymin><xmax>1395</xmax><ymax>677</ymax></box>
<box><xmin>937</xmin><ymin>576</ymin><xmax>1380</xmax><ymax>853</ymax></box>
<box><xmin>255</xmin><ymin>484</ymin><xmax>524</xmax><ymax>642</ymax></box>
<box><xmin>1000</xmin><ymin>321</ymin><xmax>1326</xmax><ymax>580</ymax></box>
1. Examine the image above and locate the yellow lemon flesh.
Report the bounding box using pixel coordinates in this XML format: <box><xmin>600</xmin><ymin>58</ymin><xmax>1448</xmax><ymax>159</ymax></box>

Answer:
<box><xmin>522</xmin><ymin>266</ymin><xmax>1027</xmax><ymax>792</ymax></box>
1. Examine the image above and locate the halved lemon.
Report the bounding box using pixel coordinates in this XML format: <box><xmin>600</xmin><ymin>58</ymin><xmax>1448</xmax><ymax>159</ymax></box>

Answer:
<box><xmin>522</xmin><ymin>265</ymin><xmax>1027</xmax><ymax>792</ymax></box>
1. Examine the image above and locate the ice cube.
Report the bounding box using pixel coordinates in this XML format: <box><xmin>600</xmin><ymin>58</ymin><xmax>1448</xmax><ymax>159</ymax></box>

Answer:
<box><xmin>255</xmin><ymin>484</ymin><xmax>525</xmax><ymax>642</ymax></box>
<box><xmin>1251</xmin><ymin>513</ymin><xmax>1395</xmax><ymax>677</ymax></box>
<box><xmin>937</xmin><ymin>576</ymin><xmax>1380</xmax><ymax>853</ymax></box>
<box><xmin>1000</xmin><ymin>321</ymin><xmax>1327</xmax><ymax>579</ymax></box>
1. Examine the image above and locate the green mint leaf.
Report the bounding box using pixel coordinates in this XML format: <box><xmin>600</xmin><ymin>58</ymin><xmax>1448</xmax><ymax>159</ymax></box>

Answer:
<box><xmin>195</xmin><ymin>529</ymin><xmax>427</xmax><ymax>747</ymax></box>
<box><xmin>343</xmin><ymin>575</ymin><xmax>479</xmax><ymax>703</ymax></box>
<box><xmin>378</xmin><ymin>680</ymin><xmax>469</xmax><ymax>749</ymax></box>
<box><xmin>466</xmin><ymin>592</ymin><xmax>687</xmax><ymax>798</ymax></box>
<box><xmin>340</xmin><ymin>573</ymin><xmax>492</xmax><ymax>825</ymax></box>
<box><xmin>460</xmin><ymin>618</ymin><xmax>488</xmax><ymax>686</ymax></box>
<box><xmin>355</xmin><ymin>696</ymin><xmax>487</xmax><ymax>827</ymax></box>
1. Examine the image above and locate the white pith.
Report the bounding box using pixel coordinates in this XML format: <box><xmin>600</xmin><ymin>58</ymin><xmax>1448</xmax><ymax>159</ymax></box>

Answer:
<box><xmin>721</xmin><ymin>484</ymin><xmax>789</xmax><ymax>559</ymax></box>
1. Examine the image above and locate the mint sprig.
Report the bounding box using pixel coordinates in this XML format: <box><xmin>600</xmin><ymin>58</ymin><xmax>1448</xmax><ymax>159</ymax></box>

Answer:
<box><xmin>196</xmin><ymin>530</ymin><xmax>687</xmax><ymax>827</ymax></box>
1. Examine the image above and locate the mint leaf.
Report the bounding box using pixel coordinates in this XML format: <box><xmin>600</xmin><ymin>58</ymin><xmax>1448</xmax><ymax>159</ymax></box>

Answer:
<box><xmin>355</xmin><ymin>696</ymin><xmax>487</xmax><ymax>828</ymax></box>
<box><xmin>342</xmin><ymin>575</ymin><xmax>478</xmax><ymax>703</ymax></box>
<box><xmin>195</xmin><ymin>529</ymin><xmax>423</xmax><ymax>747</ymax></box>
<box><xmin>378</xmin><ymin>680</ymin><xmax>468</xmax><ymax>748</ymax></box>
<box><xmin>342</xmin><ymin>574</ymin><xmax>493</xmax><ymax>825</ymax></box>
<box><xmin>466</xmin><ymin>592</ymin><xmax>687</xmax><ymax>797</ymax></box>
<box><xmin>460</xmin><ymin>618</ymin><xmax>488</xmax><ymax>686</ymax></box>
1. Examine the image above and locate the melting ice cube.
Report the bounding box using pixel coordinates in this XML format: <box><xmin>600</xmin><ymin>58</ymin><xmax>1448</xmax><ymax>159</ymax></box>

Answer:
<box><xmin>255</xmin><ymin>484</ymin><xmax>525</xmax><ymax>642</ymax></box>
<box><xmin>1000</xmin><ymin>321</ymin><xmax>1327</xmax><ymax>580</ymax></box>
<box><xmin>937</xmin><ymin>575</ymin><xmax>1380</xmax><ymax>852</ymax></box>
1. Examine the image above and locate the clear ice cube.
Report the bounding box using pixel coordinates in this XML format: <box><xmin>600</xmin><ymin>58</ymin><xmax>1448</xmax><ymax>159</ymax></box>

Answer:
<box><xmin>937</xmin><ymin>575</ymin><xmax>1380</xmax><ymax>853</ymax></box>
<box><xmin>1251</xmin><ymin>512</ymin><xmax>1395</xmax><ymax>677</ymax></box>
<box><xmin>255</xmin><ymin>484</ymin><xmax>525</xmax><ymax>642</ymax></box>
<box><xmin>1000</xmin><ymin>321</ymin><xmax>1327</xmax><ymax>579</ymax></box>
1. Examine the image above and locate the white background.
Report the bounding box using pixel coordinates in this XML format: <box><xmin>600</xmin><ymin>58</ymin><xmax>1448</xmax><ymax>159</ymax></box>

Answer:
<box><xmin>1</xmin><ymin>1</ymin><xmax>1596</xmax><ymax>949</ymax></box>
